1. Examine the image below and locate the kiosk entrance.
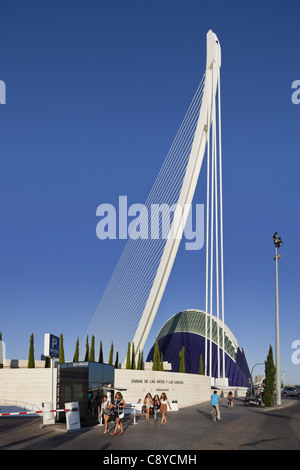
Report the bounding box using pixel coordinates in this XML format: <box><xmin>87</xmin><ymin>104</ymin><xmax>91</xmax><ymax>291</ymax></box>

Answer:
<box><xmin>56</xmin><ymin>362</ymin><xmax>114</xmax><ymax>426</ymax></box>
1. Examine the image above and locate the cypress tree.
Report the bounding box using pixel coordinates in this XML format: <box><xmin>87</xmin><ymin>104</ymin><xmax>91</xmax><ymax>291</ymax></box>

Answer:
<box><xmin>263</xmin><ymin>345</ymin><xmax>276</xmax><ymax>407</ymax></box>
<box><xmin>131</xmin><ymin>342</ymin><xmax>136</xmax><ymax>369</ymax></box>
<box><xmin>27</xmin><ymin>333</ymin><xmax>35</xmax><ymax>368</ymax></box>
<box><xmin>199</xmin><ymin>354</ymin><xmax>204</xmax><ymax>375</ymax></box>
<box><xmin>137</xmin><ymin>351</ymin><xmax>141</xmax><ymax>370</ymax></box>
<box><xmin>45</xmin><ymin>357</ymin><xmax>50</xmax><ymax>368</ymax></box>
<box><xmin>160</xmin><ymin>351</ymin><xmax>164</xmax><ymax>371</ymax></box>
<box><xmin>84</xmin><ymin>335</ymin><xmax>89</xmax><ymax>361</ymax></box>
<box><xmin>152</xmin><ymin>338</ymin><xmax>160</xmax><ymax>371</ymax></box>
<box><xmin>179</xmin><ymin>346</ymin><xmax>185</xmax><ymax>373</ymax></box>
<box><xmin>73</xmin><ymin>338</ymin><xmax>79</xmax><ymax>362</ymax></box>
<box><xmin>126</xmin><ymin>343</ymin><xmax>131</xmax><ymax>369</ymax></box>
<box><xmin>59</xmin><ymin>333</ymin><xmax>65</xmax><ymax>364</ymax></box>
<box><xmin>108</xmin><ymin>341</ymin><xmax>114</xmax><ymax>365</ymax></box>
<box><xmin>89</xmin><ymin>335</ymin><xmax>95</xmax><ymax>362</ymax></box>
<box><xmin>114</xmin><ymin>351</ymin><xmax>119</xmax><ymax>369</ymax></box>
<box><xmin>98</xmin><ymin>340</ymin><xmax>103</xmax><ymax>363</ymax></box>
<box><xmin>141</xmin><ymin>351</ymin><xmax>144</xmax><ymax>370</ymax></box>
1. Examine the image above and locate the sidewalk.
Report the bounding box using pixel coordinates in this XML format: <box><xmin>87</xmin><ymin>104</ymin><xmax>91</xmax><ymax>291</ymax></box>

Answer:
<box><xmin>40</xmin><ymin>397</ymin><xmax>296</xmax><ymax>450</ymax></box>
<box><xmin>1</xmin><ymin>398</ymin><xmax>297</xmax><ymax>451</ymax></box>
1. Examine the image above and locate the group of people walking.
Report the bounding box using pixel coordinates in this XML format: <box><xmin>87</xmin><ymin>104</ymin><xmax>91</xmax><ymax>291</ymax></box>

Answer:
<box><xmin>100</xmin><ymin>389</ymin><xmax>235</xmax><ymax>434</ymax></box>
<box><xmin>143</xmin><ymin>392</ymin><xmax>172</xmax><ymax>425</ymax></box>
<box><xmin>100</xmin><ymin>391</ymin><xmax>172</xmax><ymax>435</ymax></box>
<box><xmin>100</xmin><ymin>391</ymin><xmax>126</xmax><ymax>435</ymax></box>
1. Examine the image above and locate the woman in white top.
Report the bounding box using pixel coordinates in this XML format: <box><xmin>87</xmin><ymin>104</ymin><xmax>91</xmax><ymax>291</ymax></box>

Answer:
<box><xmin>144</xmin><ymin>392</ymin><xmax>153</xmax><ymax>422</ymax></box>
<box><xmin>100</xmin><ymin>395</ymin><xmax>111</xmax><ymax>434</ymax></box>
<box><xmin>159</xmin><ymin>392</ymin><xmax>171</xmax><ymax>425</ymax></box>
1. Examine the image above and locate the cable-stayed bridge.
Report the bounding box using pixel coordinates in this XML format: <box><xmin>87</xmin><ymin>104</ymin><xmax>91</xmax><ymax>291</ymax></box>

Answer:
<box><xmin>85</xmin><ymin>30</ymin><xmax>225</xmax><ymax>380</ymax></box>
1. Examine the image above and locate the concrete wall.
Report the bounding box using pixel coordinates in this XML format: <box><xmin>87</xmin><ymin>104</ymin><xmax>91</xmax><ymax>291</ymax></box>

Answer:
<box><xmin>0</xmin><ymin>368</ymin><xmax>57</xmax><ymax>410</ymax></box>
<box><xmin>3</xmin><ymin>359</ymin><xmax>46</xmax><ymax>368</ymax></box>
<box><xmin>0</xmin><ymin>367</ymin><xmax>212</xmax><ymax>411</ymax></box>
<box><xmin>115</xmin><ymin>369</ymin><xmax>211</xmax><ymax>408</ymax></box>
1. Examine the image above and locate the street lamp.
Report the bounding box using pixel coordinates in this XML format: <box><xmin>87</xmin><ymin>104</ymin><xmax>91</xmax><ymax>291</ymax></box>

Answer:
<box><xmin>273</xmin><ymin>232</ymin><xmax>282</xmax><ymax>406</ymax></box>
<box><xmin>250</xmin><ymin>362</ymin><xmax>264</xmax><ymax>396</ymax></box>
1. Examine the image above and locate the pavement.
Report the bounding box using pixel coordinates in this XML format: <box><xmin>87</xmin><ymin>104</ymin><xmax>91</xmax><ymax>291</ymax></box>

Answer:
<box><xmin>0</xmin><ymin>397</ymin><xmax>299</xmax><ymax>457</ymax></box>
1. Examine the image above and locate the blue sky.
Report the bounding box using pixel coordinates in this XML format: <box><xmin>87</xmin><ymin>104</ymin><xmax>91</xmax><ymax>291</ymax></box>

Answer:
<box><xmin>1</xmin><ymin>0</ymin><xmax>300</xmax><ymax>385</ymax></box>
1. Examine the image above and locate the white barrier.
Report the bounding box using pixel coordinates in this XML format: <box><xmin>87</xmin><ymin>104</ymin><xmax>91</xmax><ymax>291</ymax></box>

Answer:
<box><xmin>42</xmin><ymin>402</ymin><xmax>55</xmax><ymax>425</ymax></box>
<box><xmin>65</xmin><ymin>402</ymin><xmax>81</xmax><ymax>431</ymax></box>
<box><xmin>0</xmin><ymin>405</ymin><xmax>74</xmax><ymax>417</ymax></box>
<box><xmin>1</xmin><ymin>402</ymin><xmax>81</xmax><ymax>432</ymax></box>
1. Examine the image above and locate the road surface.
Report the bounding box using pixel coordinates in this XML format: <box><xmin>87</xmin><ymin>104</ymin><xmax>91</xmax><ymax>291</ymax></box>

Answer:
<box><xmin>0</xmin><ymin>398</ymin><xmax>299</xmax><ymax>451</ymax></box>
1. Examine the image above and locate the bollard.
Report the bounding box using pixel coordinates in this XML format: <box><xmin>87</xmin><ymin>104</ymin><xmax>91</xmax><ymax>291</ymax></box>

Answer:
<box><xmin>133</xmin><ymin>406</ymin><xmax>137</xmax><ymax>425</ymax></box>
<box><xmin>42</xmin><ymin>402</ymin><xmax>55</xmax><ymax>425</ymax></box>
<box><xmin>65</xmin><ymin>402</ymin><xmax>81</xmax><ymax>431</ymax></box>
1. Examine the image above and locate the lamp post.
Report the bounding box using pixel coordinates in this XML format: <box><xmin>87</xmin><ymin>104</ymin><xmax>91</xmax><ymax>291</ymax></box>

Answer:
<box><xmin>250</xmin><ymin>362</ymin><xmax>264</xmax><ymax>396</ymax></box>
<box><xmin>273</xmin><ymin>232</ymin><xmax>282</xmax><ymax>406</ymax></box>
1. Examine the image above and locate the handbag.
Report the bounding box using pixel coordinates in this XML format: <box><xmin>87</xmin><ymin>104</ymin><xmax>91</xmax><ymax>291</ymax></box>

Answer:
<box><xmin>115</xmin><ymin>399</ymin><xmax>125</xmax><ymax>419</ymax></box>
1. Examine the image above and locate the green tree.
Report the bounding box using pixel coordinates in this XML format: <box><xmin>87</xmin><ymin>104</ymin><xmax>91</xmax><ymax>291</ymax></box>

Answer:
<box><xmin>59</xmin><ymin>333</ymin><xmax>65</xmax><ymax>364</ymax></box>
<box><xmin>27</xmin><ymin>333</ymin><xmax>35</xmax><ymax>368</ymax></box>
<box><xmin>84</xmin><ymin>335</ymin><xmax>89</xmax><ymax>361</ymax></box>
<box><xmin>131</xmin><ymin>342</ymin><xmax>136</xmax><ymax>369</ymax></box>
<box><xmin>114</xmin><ymin>351</ymin><xmax>119</xmax><ymax>369</ymax></box>
<box><xmin>126</xmin><ymin>343</ymin><xmax>131</xmax><ymax>369</ymax></box>
<box><xmin>152</xmin><ymin>338</ymin><xmax>160</xmax><ymax>371</ymax></box>
<box><xmin>108</xmin><ymin>341</ymin><xmax>114</xmax><ymax>365</ymax></box>
<box><xmin>160</xmin><ymin>352</ymin><xmax>164</xmax><ymax>371</ymax></box>
<box><xmin>137</xmin><ymin>350</ymin><xmax>144</xmax><ymax>370</ymax></box>
<box><xmin>98</xmin><ymin>340</ymin><xmax>103</xmax><ymax>363</ymax></box>
<box><xmin>89</xmin><ymin>335</ymin><xmax>95</xmax><ymax>362</ymax></box>
<box><xmin>199</xmin><ymin>354</ymin><xmax>204</xmax><ymax>375</ymax></box>
<box><xmin>263</xmin><ymin>345</ymin><xmax>276</xmax><ymax>407</ymax></box>
<box><xmin>137</xmin><ymin>351</ymin><xmax>141</xmax><ymax>370</ymax></box>
<box><xmin>44</xmin><ymin>357</ymin><xmax>50</xmax><ymax>368</ymax></box>
<box><xmin>73</xmin><ymin>337</ymin><xmax>79</xmax><ymax>362</ymax></box>
<box><xmin>179</xmin><ymin>346</ymin><xmax>185</xmax><ymax>373</ymax></box>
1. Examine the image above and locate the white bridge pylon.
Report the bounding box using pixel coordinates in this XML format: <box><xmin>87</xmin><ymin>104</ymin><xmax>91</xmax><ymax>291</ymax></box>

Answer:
<box><xmin>86</xmin><ymin>30</ymin><xmax>225</xmax><ymax>379</ymax></box>
<box><xmin>132</xmin><ymin>30</ymin><xmax>224</xmax><ymax>378</ymax></box>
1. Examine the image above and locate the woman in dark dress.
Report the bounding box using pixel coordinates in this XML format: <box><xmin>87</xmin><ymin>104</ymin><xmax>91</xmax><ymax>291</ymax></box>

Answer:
<box><xmin>111</xmin><ymin>392</ymin><xmax>126</xmax><ymax>435</ymax></box>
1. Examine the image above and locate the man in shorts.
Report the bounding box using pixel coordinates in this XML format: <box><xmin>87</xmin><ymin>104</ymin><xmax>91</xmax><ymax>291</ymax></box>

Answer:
<box><xmin>210</xmin><ymin>390</ymin><xmax>222</xmax><ymax>420</ymax></box>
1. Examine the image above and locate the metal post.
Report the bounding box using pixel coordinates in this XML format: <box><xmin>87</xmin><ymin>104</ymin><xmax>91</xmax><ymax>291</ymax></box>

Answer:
<box><xmin>51</xmin><ymin>357</ymin><xmax>54</xmax><ymax>408</ymax></box>
<box><xmin>250</xmin><ymin>362</ymin><xmax>264</xmax><ymax>396</ymax></box>
<box><xmin>275</xmin><ymin>246</ymin><xmax>281</xmax><ymax>405</ymax></box>
<box><xmin>273</xmin><ymin>232</ymin><xmax>282</xmax><ymax>406</ymax></box>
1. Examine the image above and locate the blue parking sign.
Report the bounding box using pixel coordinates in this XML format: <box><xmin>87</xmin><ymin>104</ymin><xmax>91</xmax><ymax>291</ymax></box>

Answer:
<box><xmin>44</xmin><ymin>333</ymin><xmax>60</xmax><ymax>358</ymax></box>
<box><xmin>50</xmin><ymin>335</ymin><xmax>59</xmax><ymax>358</ymax></box>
